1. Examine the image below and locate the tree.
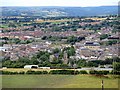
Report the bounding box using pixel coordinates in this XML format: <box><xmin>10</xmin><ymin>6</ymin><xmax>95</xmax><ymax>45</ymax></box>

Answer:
<box><xmin>67</xmin><ymin>36</ymin><xmax>77</xmax><ymax>44</ymax></box>
<box><xmin>100</xmin><ymin>34</ymin><xmax>109</xmax><ymax>40</ymax></box>
<box><xmin>30</xmin><ymin>59</ymin><xmax>39</xmax><ymax>65</ymax></box>
<box><xmin>108</xmin><ymin>40</ymin><xmax>117</xmax><ymax>45</ymax></box>
<box><xmin>53</xmin><ymin>48</ymin><xmax>60</xmax><ymax>54</ymax></box>
<box><xmin>39</xmin><ymin>55</ymin><xmax>49</xmax><ymax>62</ymax></box>
<box><xmin>77</xmin><ymin>59</ymin><xmax>87</xmax><ymax>67</ymax></box>
<box><xmin>66</xmin><ymin>46</ymin><xmax>76</xmax><ymax>58</ymax></box>
<box><xmin>113</xmin><ymin>62</ymin><xmax>120</xmax><ymax>71</ymax></box>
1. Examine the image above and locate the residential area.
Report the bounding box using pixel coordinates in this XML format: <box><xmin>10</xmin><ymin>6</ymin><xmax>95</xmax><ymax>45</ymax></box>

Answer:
<box><xmin>0</xmin><ymin>15</ymin><xmax>119</xmax><ymax>69</ymax></box>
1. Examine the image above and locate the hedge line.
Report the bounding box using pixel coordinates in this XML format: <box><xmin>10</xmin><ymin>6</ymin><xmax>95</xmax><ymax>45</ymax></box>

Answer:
<box><xmin>1</xmin><ymin>70</ymin><xmax>114</xmax><ymax>75</ymax></box>
<box><xmin>26</xmin><ymin>70</ymin><xmax>48</xmax><ymax>74</ymax></box>
<box><xmin>89</xmin><ymin>70</ymin><xmax>109</xmax><ymax>75</ymax></box>
<box><xmin>2</xmin><ymin>71</ymin><xmax>25</xmax><ymax>75</ymax></box>
<box><xmin>49</xmin><ymin>70</ymin><xmax>79</xmax><ymax>75</ymax></box>
<box><xmin>110</xmin><ymin>70</ymin><xmax>120</xmax><ymax>75</ymax></box>
<box><xmin>2</xmin><ymin>70</ymin><xmax>48</xmax><ymax>75</ymax></box>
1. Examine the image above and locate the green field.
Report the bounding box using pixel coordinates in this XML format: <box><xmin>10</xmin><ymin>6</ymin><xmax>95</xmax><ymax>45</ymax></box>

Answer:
<box><xmin>1</xmin><ymin>75</ymin><xmax>119</xmax><ymax>88</ymax></box>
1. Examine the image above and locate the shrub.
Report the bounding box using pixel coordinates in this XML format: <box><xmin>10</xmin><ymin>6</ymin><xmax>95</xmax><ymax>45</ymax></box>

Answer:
<box><xmin>74</xmin><ymin>70</ymin><xmax>79</xmax><ymax>75</ymax></box>
<box><xmin>89</xmin><ymin>70</ymin><xmax>97</xmax><ymax>74</ymax></box>
<box><xmin>89</xmin><ymin>70</ymin><xmax>109</xmax><ymax>75</ymax></box>
<box><xmin>2</xmin><ymin>71</ymin><xmax>19</xmax><ymax>75</ymax></box>
<box><xmin>26</xmin><ymin>70</ymin><xmax>35</xmax><ymax>74</ymax></box>
<box><xmin>110</xmin><ymin>70</ymin><xmax>120</xmax><ymax>75</ymax></box>
<box><xmin>2</xmin><ymin>71</ymin><xmax>10</xmax><ymax>75</ymax></box>
<box><xmin>26</xmin><ymin>70</ymin><xmax>48</xmax><ymax>75</ymax></box>
<box><xmin>19</xmin><ymin>71</ymin><xmax>25</xmax><ymax>74</ymax></box>
<box><xmin>49</xmin><ymin>70</ymin><xmax>59</xmax><ymax>74</ymax></box>
<box><xmin>102</xmin><ymin>71</ymin><xmax>109</xmax><ymax>75</ymax></box>
<box><xmin>42</xmin><ymin>71</ymin><xmax>48</xmax><ymax>74</ymax></box>
<box><xmin>34</xmin><ymin>71</ymin><xmax>42</xmax><ymax>74</ymax></box>
<box><xmin>79</xmin><ymin>70</ymin><xmax>88</xmax><ymax>74</ymax></box>
<box><xmin>12</xmin><ymin>72</ymin><xmax>18</xmax><ymax>74</ymax></box>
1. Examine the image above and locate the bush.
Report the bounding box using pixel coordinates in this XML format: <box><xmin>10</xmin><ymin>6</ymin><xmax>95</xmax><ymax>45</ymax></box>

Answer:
<box><xmin>2</xmin><ymin>71</ymin><xmax>7</xmax><ymax>74</ymax></box>
<box><xmin>110</xmin><ymin>70</ymin><xmax>120</xmax><ymax>75</ymax></box>
<box><xmin>89</xmin><ymin>70</ymin><xmax>109</xmax><ymax>75</ymax></box>
<box><xmin>42</xmin><ymin>71</ymin><xmax>48</xmax><ymax>74</ymax></box>
<box><xmin>26</xmin><ymin>70</ymin><xmax>48</xmax><ymax>75</ymax></box>
<box><xmin>79</xmin><ymin>70</ymin><xmax>88</xmax><ymax>74</ymax></box>
<box><xmin>11</xmin><ymin>72</ymin><xmax>18</xmax><ymax>74</ymax></box>
<box><xmin>96</xmin><ymin>71</ymin><xmax>102</xmax><ymax>75</ymax></box>
<box><xmin>2</xmin><ymin>70</ymin><xmax>49</xmax><ymax>75</ymax></box>
<box><xmin>2</xmin><ymin>71</ymin><xmax>19</xmax><ymax>75</ymax></box>
<box><xmin>89</xmin><ymin>70</ymin><xmax>97</xmax><ymax>74</ymax></box>
<box><xmin>74</xmin><ymin>70</ymin><xmax>79</xmax><ymax>75</ymax></box>
<box><xmin>102</xmin><ymin>71</ymin><xmax>109</xmax><ymax>75</ymax></box>
<box><xmin>34</xmin><ymin>71</ymin><xmax>42</xmax><ymax>74</ymax></box>
<box><xmin>26</xmin><ymin>70</ymin><xmax>35</xmax><ymax>74</ymax></box>
<box><xmin>19</xmin><ymin>71</ymin><xmax>25</xmax><ymax>74</ymax></box>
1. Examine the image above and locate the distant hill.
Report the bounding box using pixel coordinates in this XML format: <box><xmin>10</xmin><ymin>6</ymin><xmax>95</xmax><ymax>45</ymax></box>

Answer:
<box><xmin>2</xmin><ymin>6</ymin><xmax>118</xmax><ymax>17</ymax></box>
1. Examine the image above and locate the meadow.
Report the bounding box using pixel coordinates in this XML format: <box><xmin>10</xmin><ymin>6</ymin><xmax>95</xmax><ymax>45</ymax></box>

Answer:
<box><xmin>2</xmin><ymin>75</ymin><xmax>119</xmax><ymax>88</ymax></box>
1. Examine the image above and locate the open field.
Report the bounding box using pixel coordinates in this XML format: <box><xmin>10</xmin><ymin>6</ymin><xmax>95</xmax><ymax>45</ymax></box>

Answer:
<box><xmin>1</xmin><ymin>75</ymin><xmax>119</xmax><ymax>88</ymax></box>
<box><xmin>1</xmin><ymin>68</ymin><xmax>51</xmax><ymax>72</ymax></box>
<box><xmin>35</xmin><ymin>19</ymin><xmax>78</xmax><ymax>24</ymax></box>
<box><xmin>1</xmin><ymin>68</ymin><xmax>78</xmax><ymax>72</ymax></box>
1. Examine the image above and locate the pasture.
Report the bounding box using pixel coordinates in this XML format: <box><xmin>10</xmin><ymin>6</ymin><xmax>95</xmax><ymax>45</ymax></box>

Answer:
<box><xmin>1</xmin><ymin>75</ymin><xmax>119</xmax><ymax>88</ymax></box>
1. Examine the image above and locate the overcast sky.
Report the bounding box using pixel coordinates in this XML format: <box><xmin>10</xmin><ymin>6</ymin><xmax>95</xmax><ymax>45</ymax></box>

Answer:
<box><xmin>1</xmin><ymin>0</ymin><xmax>119</xmax><ymax>7</ymax></box>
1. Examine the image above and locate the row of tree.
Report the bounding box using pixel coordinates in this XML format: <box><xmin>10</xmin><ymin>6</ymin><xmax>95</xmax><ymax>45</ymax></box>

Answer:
<box><xmin>2</xmin><ymin>70</ymin><xmax>116</xmax><ymax>75</ymax></box>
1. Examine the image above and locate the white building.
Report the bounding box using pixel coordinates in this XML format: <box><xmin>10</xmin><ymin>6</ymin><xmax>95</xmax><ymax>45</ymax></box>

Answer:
<box><xmin>24</xmin><ymin>65</ymin><xmax>38</xmax><ymax>69</ymax></box>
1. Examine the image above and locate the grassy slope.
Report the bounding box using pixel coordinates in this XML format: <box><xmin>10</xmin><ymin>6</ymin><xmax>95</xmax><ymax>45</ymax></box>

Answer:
<box><xmin>2</xmin><ymin>75</ymin><xmax>118</xmax><ymax>88</ymax></box>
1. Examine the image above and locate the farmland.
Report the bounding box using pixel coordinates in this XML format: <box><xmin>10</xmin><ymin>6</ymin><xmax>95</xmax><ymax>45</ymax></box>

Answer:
<box><xmin>1</xmin><ymin>68</ymin><xmax>52</xmax><ymax>72</ymax></box>
<box><xmin>1</xmin><ymin>68</ymin><xmax>76</xmax><ymax>73</ymax></box>
<box><xmin>1</xmin><ymin>75</ymin><xmax>119</xmax><ymax>88</ymax></box>
<box><xmin>35</xmin><ymin>19</ymin><xmax>74</xmax><ymax>23</ymax></box>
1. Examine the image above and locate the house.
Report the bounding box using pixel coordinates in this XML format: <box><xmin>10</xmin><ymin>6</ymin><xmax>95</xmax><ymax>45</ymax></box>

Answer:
<box><xmin>84</xmin><ymin>42</ymin><xmax>100</xmax><ymax>50</ymax></box>
<box><xmin>80</xmin><ymin>48</ymin><xmax>91</xmax><ymax>59</ymax></box>
<box><xmin>24</xmin><ymin>65</ymin><xmax>38</xmax><ymax>69</ymax></box>
<box><xmin>80</xmin><ymin>48</ymin><xmax>100</xmax><ymax>60</ymax></box>
<box><xmin>105</xmin><ymin>54</ymin><xmax>113</xmax><ymax>59</ymax></box>
<box><xmin>0</xmin><ymin>47</ymin><xmax>8</xmax><ymax>52</ymax></box>
<box><xmin>20</xmin><ymin>36</ymin><xmax>34</xmax><ymax>40</ymax></box>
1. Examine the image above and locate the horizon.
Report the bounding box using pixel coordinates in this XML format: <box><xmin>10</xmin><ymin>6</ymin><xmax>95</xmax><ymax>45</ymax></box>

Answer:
<box><xmin>0</xmin><ymin>5</ymin><xmax>118</xmax><ymax>8</ymax></box>
<box><xmin>1</xmin><ymin>0</ymin><xmax>119</xmax><ymax>7</ymax></box>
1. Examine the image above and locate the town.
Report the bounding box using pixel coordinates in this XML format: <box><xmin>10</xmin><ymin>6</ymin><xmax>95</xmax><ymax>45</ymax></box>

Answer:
<box><xmin>0</xmin><ymin>15</ymin><xmax>119</xmax><ymax>70</ymax></box>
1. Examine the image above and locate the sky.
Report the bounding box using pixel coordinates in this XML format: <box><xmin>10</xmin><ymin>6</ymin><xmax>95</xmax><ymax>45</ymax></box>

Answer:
<box><xmin>0</xmin><ymin>0</ymin><xmax>119</xmax><ymax>7</ymax></box>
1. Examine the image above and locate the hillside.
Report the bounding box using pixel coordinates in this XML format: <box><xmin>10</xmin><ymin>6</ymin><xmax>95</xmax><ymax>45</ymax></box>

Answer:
<box><xmin>2</xmin><ymin>6</ymin><xmax>117</xmax><ymax>17</ymax></box>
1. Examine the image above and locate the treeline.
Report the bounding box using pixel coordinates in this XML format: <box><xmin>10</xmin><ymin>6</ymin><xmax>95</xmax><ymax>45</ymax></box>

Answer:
<box><xmin>2</xmin><ymin>70</ymin><xmax>118</xmax><ymax>75</ymax></box>
<box><xmin>2</xmin><ymin>57</ymin><xmax>120</xmax><ymax>69</ymax></box>
<box><xmin>1</xmin><ymin>37</ymin><xmax>34</xmax><ymax>44</ymax></box>
<box><xmin>77</xmin><ymin>57</ymin><xmax>120</xmax><ymax>68</ymax></box>
<box><xmin>41</xmin><ymin>35</ymin><xmax>85</xmax><ymax>44</ymax></box>
<box><xmin>2</xmin><ymin>56</ymin><xmax>120</xmax><ymax>69</ymax></box>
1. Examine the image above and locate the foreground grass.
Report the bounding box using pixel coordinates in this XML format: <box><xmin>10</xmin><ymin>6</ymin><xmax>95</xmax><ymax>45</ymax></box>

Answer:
<box><xmin>2</xmin><ymin>75</ymin><xmax>118</xmax><ymax>88</ymax></box>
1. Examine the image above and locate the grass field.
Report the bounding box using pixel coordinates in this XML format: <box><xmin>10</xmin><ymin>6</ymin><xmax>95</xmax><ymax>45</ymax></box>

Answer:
<box><xmin>1</xmin><ymin>68</ymin><xmax>51</xmax><ymax>72</ymax></box>
<box><xmin>1</xmin><ymin>75</ymin><xmax>119</xmax><ymax>88</ymax></box>
<box><xmin>1</xmin><ymin>68</ymin><xmax>77</xmax><ymax>72</ymax></box>
<box><xmin>35</xmin><ymin>19</ymin><xmax>72</xmax><ymax>23</ymax></box>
